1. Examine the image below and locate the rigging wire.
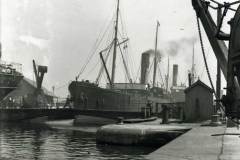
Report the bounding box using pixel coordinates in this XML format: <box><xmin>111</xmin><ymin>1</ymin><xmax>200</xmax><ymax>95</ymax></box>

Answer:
<box><xmin>157</xmin><ymin>63</ymin><xmax>165</xmax><ymax>87</ymax></box>
<box><xmin>134</xmin><ymin>63</ymin><xmax>141</xmax><ymax>83</ymax></box>
<box><xmin>76</xmin><ymin>14</ymin><xmax>115</xmax><ymax>80</ymax></box>
<box><xmin>55</xmin><ymin>82</ymin><xmax>69</xmax><ymax>90</ymax></box>
<box><xmin>146</xmin><ymin>59</ymin><xmax>155</xmax><ymax>85</ymax></box>
<box><xmin>119</xmin><ymin>10</ymin><xmax>127</xmax><ymax>39</ymax></box>
<box><xmin>118</xmin><ymin>40</ymin><xmax>132</xmax><ymax>83</ymax></box>
<box><xmin>93</xmin><ymin>25</ymin><xmax>115</xmax><ymax>82</ymax></box>
<box><xmin>96</xmin><ymin>42</ymin><xmax>114</xmax><ymax>83</ymax></box>
<box><xmin>124</xmin><ymin>42</ymin><xmax>135</xmax><ymax>81</ymax></box>
<box><xmin>148</xmin><ymin>59</ymin><xmax>155</xmax><ymax>78</ymax></box>
<box><xmin>85</xmin><ymin>60</ymin><xmax>101</xmax><ymax>77</ymax></box>
<box><xmin>82</xmin><ymin>32</ymin><xmax>113</xmax><ymax>80</ymax></box>
<box><xmin>119</xmin><ymin>10</ymin><xmax>135</xmax><ymax>79</ymax></box>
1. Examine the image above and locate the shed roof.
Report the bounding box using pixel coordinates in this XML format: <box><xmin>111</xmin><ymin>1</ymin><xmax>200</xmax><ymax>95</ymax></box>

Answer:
<box><xmin>184</xmin><ymin>80</ymin><xmax>214</xmax><ymax>93</ymax></box>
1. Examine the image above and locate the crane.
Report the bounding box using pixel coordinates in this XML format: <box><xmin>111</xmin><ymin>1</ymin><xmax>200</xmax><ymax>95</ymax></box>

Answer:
<box><xmin>192</xmin><ymin>0</ymin><xmax>240</xmax><ymax>119</ymax></box>
<box><xmin>33</xmin><ymin>60</ymin><xmax>48</xmax><ymax>108</ymax></box>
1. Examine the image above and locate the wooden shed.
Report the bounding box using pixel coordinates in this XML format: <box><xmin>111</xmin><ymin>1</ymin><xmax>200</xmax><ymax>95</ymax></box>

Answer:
<box><xmin>184</xmin><ymin>80</ymin><xmax>214</xmax><ymax>122</ymax></box>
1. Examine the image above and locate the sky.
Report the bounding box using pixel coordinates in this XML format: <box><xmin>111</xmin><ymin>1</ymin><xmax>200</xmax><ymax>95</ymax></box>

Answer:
<box><xmin>1</xmin><ymin>0</ymin><xmax>236</xmax><ymax>97</ymax></box>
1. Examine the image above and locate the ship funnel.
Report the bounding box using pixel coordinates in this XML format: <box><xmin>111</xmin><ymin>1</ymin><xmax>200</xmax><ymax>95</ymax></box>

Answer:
<box><xmin>188</xmin><ymin>73</ymin><xmax>192</xmax><ymax>87</ymax></box>
<box><xmin>172</xmin><ymin>64</ymin><xmax>178</xmax><ymax>86</ymax></box>
<box><xmin>140</xmin><ymin>52</ymin><xmax>150</xmax><ymax>84</ymax></box>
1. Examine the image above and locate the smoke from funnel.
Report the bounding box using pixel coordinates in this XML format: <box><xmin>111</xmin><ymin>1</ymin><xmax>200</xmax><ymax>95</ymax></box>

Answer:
<box><xmin>143</xmin><ymin>49</ymin><xmax>162</xmax><ymax>62</ymax></box>
<box><xmin>165</xmin><ymin>36</ymin><xmax>197</xmax><ymax>57</ymax></box>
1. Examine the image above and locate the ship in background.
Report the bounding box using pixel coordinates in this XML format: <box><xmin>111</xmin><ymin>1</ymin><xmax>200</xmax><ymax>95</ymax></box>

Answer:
<box><xmin>0</xmin><ymin>43</ymin><xmax>23</xmax><ymax>101</ymax></box>
<box><xmin>68</xmin><ymin>0</ymin><xmax>172</xmax><ymax>118</ymax></box>
<box><xmin>170</xmin><ymin>45</ymin><xmax>197</xmax><ymax>104</ymax></box>
<box><xmin>0</xmin><ymin>42</ymin><xmax>53</xmax><ymax>109</ymax></box>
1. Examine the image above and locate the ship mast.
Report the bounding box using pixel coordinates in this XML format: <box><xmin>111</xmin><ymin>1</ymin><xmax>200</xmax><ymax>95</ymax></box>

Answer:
<box><xmin>0</xmin><ymin>43</ymin><xmax>1</xmax><ymax>59</ymax></box>
<box><xmin>166</xmin><ymin>56</ymin><xmax>170</xmax><ymax>92</ymax></box>
<box><xmin>152</xmin><ymin>21</ymin><xmax>160</xmax><ymax>87</ymax></box>
<box><xmin>111</xmin><ymin>0</ymin><xmax>120</xmax><ymax>85</ymax></box>
<box><xmin>191</xmin><ymin>44</ymin><xmax>196</xmax><ymax>83</ymax></box>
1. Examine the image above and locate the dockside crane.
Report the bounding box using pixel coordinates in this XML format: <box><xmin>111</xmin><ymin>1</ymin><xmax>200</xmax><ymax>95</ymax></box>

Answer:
<box><xmin>33</xmin><ymin>60</ymin><xmax>48</xmax><ymax>108</ymax></box>
<box><xmin>192</xmin><ymin>0</ymin><xmax>240</xmax><ymax>120</ymax></box>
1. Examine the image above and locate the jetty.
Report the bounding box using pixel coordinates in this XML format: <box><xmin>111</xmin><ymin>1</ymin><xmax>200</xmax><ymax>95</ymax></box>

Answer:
<box><xmin>96</xmin><ymin>123</ymin><xmax>191</xmax><ymax>146</ymax></box>
<box><xmin>147</xmin><ymin>125</ymin><xmax>240</xmax><ymax>160</ymax></box>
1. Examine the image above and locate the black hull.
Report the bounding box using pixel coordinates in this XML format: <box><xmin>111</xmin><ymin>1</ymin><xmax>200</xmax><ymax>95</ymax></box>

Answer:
<box><xmin>68</xmin><ymin>81</ymin><xmax>170</xmax><ymax>115</ymax></box>
<box><xmin>68</xmin><ymin>81</ymin><xmax>149</xmax><ymax>113</ymax></box>
<box><xmin>0</xmin><ymin>73</ymin><xmax>23</xmax><ymax>101</ymax></box>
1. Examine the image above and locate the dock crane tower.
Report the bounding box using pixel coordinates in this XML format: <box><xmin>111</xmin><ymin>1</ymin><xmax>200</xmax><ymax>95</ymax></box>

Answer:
<box><xmin>192</xmin><ymin>0</ymin><xmax>240</xmax><ymax>119</ymax></box>
<box><xmin>33</xmin><ymin>60</ymin><xmax>48</xmax><ymax>108</ymax></box>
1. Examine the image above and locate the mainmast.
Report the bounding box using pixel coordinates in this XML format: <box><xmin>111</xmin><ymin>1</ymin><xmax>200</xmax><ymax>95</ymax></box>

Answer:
<box><xmin>191</xmin><ymin>44</ymin><xmax>196</xmax><ymax>83</ymax></box>
<box><xmin>111</xmin><ymin>0</ymin><xmax>120</xmax><ymax>85</ymax></box>
<box><xmin>0</xmin><ymin>43</ymin><xmax>2</xmax><ymax>59</ymax></box>
<box><xmin>166</xmin><ymin>56</ymin><xmax>170</xmax><ymax>92</ymax></box>
<box><xmin>152</xmin><ymin>21</ymin><xmax>160</xmax><ymax>87</ymax></box>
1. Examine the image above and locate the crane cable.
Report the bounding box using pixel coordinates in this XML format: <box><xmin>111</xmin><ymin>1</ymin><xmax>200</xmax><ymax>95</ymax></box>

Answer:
<box><xmin>196</xmin><ymin>0</ymin><xmax>240</xmax><ymax>125</ymax></box>
<box><xmin>197</xmin><ymin>15</ymin><xmax>230</xmax><ymax>118</ymax></box>
<box><xmin>196</xmin><ymin>16</ymin><xmax>216</xmax><ymax>97</ymax></box>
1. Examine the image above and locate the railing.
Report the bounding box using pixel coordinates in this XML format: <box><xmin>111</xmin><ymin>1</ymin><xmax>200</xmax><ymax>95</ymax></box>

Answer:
<box><xmin>0</xmin><ymin>60</ymin><xmax>22</xmax><ymax>75</ymax></box>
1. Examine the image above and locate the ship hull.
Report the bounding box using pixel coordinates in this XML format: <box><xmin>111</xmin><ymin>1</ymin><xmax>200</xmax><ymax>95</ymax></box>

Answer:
<box><xmin>68</xmin><ymin>81</ymin><xmax>149</xmax><ymax>113</ymax></box>
<box><xmin>0</xmin><ymin>73</ymin><xmax>23</xmax><ymax>101</ymax></box>
<box><xmin>68</xmin><ymin>81</ymin><xmax>170</xmax><ymax>120</ymax></box>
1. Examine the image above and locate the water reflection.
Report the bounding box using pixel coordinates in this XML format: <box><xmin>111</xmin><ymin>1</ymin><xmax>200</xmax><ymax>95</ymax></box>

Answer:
<box><xmin>0</xmin><ymin>123</ymin><xmax>158</xmax><ymax>160</ymax></box>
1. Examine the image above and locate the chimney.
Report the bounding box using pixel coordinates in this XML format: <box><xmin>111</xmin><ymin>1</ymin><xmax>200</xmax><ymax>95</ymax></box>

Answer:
<box><xmin>172</xmin><ymin>64</ymin><xmax>178</xmax><ymax>86</ymax></box>
<box><xmin>140</xmin><ymin>52</ymin><xmax>150</xmax><ymax>84</ymax></box>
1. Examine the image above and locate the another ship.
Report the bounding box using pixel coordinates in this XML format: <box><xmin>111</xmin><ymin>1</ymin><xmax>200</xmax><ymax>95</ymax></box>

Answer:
<box><xmin>0</xmin><ymin>43</ymin><xmax>23</xmax><ymax>101</ymax></box>
<box><xmin>68</xmin><ymin>0</ymin><xmax>170</xmax><ymax>119</ymax></box>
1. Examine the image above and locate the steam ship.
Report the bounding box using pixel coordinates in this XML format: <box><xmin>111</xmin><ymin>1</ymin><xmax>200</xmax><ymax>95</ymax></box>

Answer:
<box><xmin>68</xmin><ymin>0</ymin><xmax>171</xmax><ymax>119</ymax></box>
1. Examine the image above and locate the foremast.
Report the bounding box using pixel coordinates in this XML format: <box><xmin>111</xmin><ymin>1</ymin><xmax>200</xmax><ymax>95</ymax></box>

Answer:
<box><xmin>111</xmin><ymin>0</ymin><xmax>120</xmax><ymax>86</ymax></box>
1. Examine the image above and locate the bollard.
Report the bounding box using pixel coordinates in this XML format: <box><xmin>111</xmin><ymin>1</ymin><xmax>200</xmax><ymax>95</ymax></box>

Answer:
<box><xmin>162</xmin><ymin>105</ymin><xmax>169</xmax><ymax>124</ymax></box>
<box><xmin>178</xmin><ymin>107</ymin><xmax>183</xmax><ymax>121</ymax></box>
<box><xmin>117</xmin><ymin>117</ymin><xmax>124</xmax><ymax>125</ymax></box>
<box><xmin>210</xmin><ymin>114</ymin><xmax>221</xmax><ymax>126</ymax></box>
<box><xmin>155</xmin><ymin>103</ymin><xmax>159</xmax><ymax>115</ymax></box>
<box><xmin>226</xmin><ymin>118</ymin><xmax>236</xmax><ymax>128</ymax></box>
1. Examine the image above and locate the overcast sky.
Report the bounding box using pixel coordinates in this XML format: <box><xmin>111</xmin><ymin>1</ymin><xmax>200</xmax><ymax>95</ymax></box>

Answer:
<box><xmin>1</xmin><ymin>0</ymin><xmax>236</xmax><ymax>97</ymax></box>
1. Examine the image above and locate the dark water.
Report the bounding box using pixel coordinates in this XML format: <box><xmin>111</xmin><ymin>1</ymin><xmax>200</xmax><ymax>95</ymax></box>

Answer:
<box><xmin>0</xmin><ymin>123</ymin><xmax>158</xmax><ymax>160</ymax></box>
